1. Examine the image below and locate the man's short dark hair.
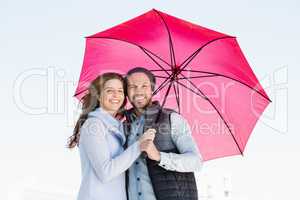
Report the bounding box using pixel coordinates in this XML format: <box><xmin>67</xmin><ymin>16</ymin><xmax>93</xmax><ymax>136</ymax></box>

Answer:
<box><xmin>125</xmin><ymin>67</ymin><xmax>156</xmax><ymax>91</ymax></box>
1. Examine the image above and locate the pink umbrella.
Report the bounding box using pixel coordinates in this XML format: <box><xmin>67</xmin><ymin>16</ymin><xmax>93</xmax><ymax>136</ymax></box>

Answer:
<box><xmin>74</xmin><ymin>9</ymin><xmax>271</xmax><ymax>161</ymax></box>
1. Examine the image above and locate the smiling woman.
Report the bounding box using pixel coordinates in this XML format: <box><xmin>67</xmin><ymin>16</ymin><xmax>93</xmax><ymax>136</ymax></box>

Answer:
<box><xmin>67</xmin><ymin>72</ymin><xmax>155</xmax><ymax>200</ymax></box>
<box><xmin>68</xmin><ymin>72</ymin><xmax>127</xmax><ymax>148</ymax></box>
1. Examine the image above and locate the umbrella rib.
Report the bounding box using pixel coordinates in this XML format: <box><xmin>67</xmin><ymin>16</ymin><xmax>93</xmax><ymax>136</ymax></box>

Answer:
<box><xmin>140</xmin><ymin>47</ymin><xmax>171</xmax><ymax>76</ymax></box>
<box><xmin>74</xmin><ymin>88</ymin><xmax>86</xmax><ymax>98</ymax></box>
<box><xmin>173</xmin><ymin>81</ymin><xmax>181</xmax><ymax>113</ymax></box>
<box><xmin>178</xmin><ymin>74</ymin><xmax>219</xmax><ymax>79</ymax></box>
<box><xmin>181</xmin><ymin>69</ymin><xmax>271</xmax><ymax>102</ymax></box>
<box><xmin>161</xmin><ymin>80</ymin><xmax>174</xmax><ymax>108</ymax></box>
<box><xmin>87</xmin><ymin>36</ymin><xmax>171</xmax><ymax>75</ymax></box>
<box><xmin>176</xmin><ymin>79</ymin><xmax>181</xmax><ymax>113</ymax></box>
<box><xmin>176</xmin><ymin>81</ymin><xmax>206</xmax><ymax>99</ymax></box>
<box><xmin>142</xmin><ymin>48</ymin><xmax>173</xmax><ymax>68</ymax></box>
<box><xmin>178</xmin><ymin>74</ymin><xmax>244</xmax><ymax>155</ymax></box>
<box><xmin>153</xmin><ymin>9</ymin><xmax>176</xmax><ymax>67</ymax></box>
<box><xmin>152</xmin><ymin>66</ymin><xmax>177</xmax><ymax>96</ymax></box>
<box><xmin>155</xmin><ymin>80</ymin><xmax>174</xmax><ymax>124</ymax></box>
<box><xmin>178</xmin><ymin>36</ymin><xmax>236</xmax><ymax>73</ymax></box>
<box><xmin>179</xmin><ymin>48</ymin><xmax>202</xmax><ymax>73</ymax></box>
<box><xmin>150</xmin><ymin>69</ymin><xmax>217</xmax><ymax>75</ymax></box>
<box><xmin>155</xmin><ymin>75</ymin><xmax>170</xmax><ymax>79</ymax></box>
<box><xmin>150</xmin><ymin>69</ymin><xmax>174</xmax><ymax>72</ymax></box>
<box><xmin>153</xmin><ymin>76</ymin><xmax>173</xmax><ymax>95</ymax></box>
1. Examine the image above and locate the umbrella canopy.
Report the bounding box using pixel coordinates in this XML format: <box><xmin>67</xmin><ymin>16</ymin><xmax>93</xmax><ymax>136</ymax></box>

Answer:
<box><xmin>74</xmin><ymin>9</ymin><xmax>271</xmax><ymax>161</ymax></box>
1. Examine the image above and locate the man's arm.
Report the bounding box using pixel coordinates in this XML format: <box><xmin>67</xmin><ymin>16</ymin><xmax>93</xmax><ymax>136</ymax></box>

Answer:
<box><xmin>158</xmin><ymin>112</ymin><xmax>203</xmax><ymax>172</ymax></box>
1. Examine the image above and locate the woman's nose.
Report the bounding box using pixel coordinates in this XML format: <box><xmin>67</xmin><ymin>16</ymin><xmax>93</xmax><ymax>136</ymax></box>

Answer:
<box><xmin>112</xmin><ymin>90</ymin><xmax>122</xmax><ymax>97</ymax></box>
<box><xmin>112</xmin><ymin>91</ymin><xmax>119</xmax><ymax>96</ymax></box>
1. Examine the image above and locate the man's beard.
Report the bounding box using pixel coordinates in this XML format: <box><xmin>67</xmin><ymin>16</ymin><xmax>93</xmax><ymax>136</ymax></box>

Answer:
<box><xmin>132</xmin><ymin>96</ymin><xmax>152</xmax><ymax>113</ymax></box>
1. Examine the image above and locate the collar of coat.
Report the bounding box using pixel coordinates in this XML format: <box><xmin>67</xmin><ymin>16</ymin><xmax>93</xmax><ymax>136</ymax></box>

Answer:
<box><xmin>88</xmin><ymin>107</ymin><xmax>126</xmax><ymax>145</ymax></box>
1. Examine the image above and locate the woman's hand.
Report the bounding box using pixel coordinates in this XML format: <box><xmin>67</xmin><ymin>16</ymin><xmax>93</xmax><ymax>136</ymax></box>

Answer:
<box><xmin>138</xmin><ymin>128</ymin><xmax>156</xmax><ymax>144</ymax></box>
<box><xmin>138</xmin><ymin>129</ymin><xmax>160</xmax><ymax>161</ymax></box>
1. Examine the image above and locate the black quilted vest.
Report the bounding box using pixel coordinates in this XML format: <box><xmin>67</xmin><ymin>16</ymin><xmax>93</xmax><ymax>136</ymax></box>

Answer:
<box><xmin>124</xmin><ymin>102</ymin><xmax>198</xmax><ymax>200</ymax></box>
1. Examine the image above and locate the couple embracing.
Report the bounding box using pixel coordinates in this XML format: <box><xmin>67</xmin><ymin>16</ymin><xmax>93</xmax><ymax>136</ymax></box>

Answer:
<box><xmin>68</xmin><ymin>67</ymin><xmax>203</xmax><ymax>200</ymax></box>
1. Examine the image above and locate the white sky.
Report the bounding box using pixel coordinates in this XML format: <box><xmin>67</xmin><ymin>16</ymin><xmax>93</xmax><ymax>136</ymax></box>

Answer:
<box><xmin>1</xmin><ymin>0</ymin><xmax>299</xmax><ymax>199</ymax></box>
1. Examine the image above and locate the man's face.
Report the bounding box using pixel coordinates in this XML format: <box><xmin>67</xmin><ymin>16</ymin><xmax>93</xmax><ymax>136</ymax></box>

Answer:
<box><xmin>127</xmin><ymin>72</ymin><xmax>153</xmax><ymax>110</ymax></box>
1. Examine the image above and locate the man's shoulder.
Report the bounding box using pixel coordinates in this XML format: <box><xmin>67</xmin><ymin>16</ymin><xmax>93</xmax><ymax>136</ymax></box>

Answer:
<box><xmin>169</xmin><ymin>111</ymin><xmax>188</xmax><ymax>125</ymax></box>
<box><xmin>155</xmin><ymin>108</ymin><xmax>186</xmax><ymax>126</ymax></box>
<box><xmin>162</xmin><ymin>107</ymin><xmax>177</xmax><ymax>114</ymax></box>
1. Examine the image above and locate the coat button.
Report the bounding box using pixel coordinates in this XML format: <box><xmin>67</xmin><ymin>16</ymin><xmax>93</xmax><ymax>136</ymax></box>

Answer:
<box><xmin>138</xmin><ymin>192</ymin><xmax>142</xmax><ymax>196</ymax></box>
<box><xmin>135</xmin><ymin>162</ymin><xmax>139</xmax><ymax>165</ymax></box>
<box><xmin>137</xmin><ymin>177</ymin><xmax>140</xmax><ymax>181</ymax></box>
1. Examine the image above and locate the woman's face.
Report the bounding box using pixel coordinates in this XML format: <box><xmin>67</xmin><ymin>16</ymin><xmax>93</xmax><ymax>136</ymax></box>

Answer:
<box><xmin>99</xmin><ymin>79</ymin><xmax>125</xmax><ymax>116</ymax></box>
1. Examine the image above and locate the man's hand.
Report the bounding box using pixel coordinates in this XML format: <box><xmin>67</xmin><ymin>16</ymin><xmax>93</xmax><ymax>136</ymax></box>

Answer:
<box><xmin>140</xmin><ymin>140</ymin><xmax>161</xmax><ymax>161</ymax></box>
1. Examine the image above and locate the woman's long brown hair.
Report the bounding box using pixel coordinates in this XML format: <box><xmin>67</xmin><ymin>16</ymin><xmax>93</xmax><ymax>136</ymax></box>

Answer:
<box><xmin>67</xmin><ymin>72</ymin><xmax>126</xmax><ymax>148</ymax></box>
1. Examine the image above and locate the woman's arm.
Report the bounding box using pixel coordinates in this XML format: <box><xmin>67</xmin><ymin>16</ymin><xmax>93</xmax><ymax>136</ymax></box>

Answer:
<box><xmin>79</xmin><ymin>117</ymin><xmax>141</xmax><ymax>183</ymax></box>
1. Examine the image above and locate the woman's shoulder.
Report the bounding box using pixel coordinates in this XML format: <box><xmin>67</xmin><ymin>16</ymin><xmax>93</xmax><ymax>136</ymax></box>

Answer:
<box><xmin>80</xmin><ymin>116</ymin><xmax>107</xmax><ymax>137</ymax></box>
